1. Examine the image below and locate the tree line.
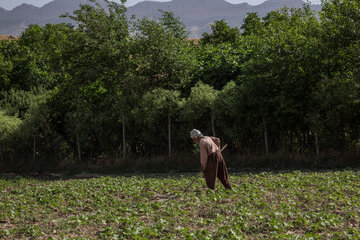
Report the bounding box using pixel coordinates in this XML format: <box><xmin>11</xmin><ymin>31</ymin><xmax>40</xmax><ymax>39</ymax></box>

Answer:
<box><xmin>0</xmin><ymin>0</ymin><xmax>359</xmax><ymax>172</ymax></box>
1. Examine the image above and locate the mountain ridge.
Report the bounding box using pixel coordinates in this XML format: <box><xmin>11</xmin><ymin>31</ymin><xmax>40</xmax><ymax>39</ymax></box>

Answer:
<box><xmin>0</xmin><ymin>0</ymin><xmax>321</xmax><ymax>37</ymax></box>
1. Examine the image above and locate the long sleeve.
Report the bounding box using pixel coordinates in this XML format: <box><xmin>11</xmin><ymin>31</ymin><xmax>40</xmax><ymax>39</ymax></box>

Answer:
<box><xmin>199</xmin><ymin>141</ymin><xmax>208</xmax><ymax>171</ymax></box>
<box><xmin>199</xmin><ymin>136</ymin><xmax>220</xmax><ymax>171</ymax></box>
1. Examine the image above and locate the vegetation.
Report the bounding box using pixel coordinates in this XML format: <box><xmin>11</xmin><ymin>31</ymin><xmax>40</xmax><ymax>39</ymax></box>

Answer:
<box><xmin>0</xmin><ymin>0</ymin><xmax>359</xmax><ymax>171</ymax></box>
<box><xmin>1</xmin><ymin>170</ymin><xmax>360</xmax><ymax>239</ymax></box>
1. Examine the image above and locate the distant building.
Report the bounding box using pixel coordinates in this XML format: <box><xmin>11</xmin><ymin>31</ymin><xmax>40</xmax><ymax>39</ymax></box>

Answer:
<box><xmin>0</xmin><ymin>34</ymin><xmax>17</xmax><ymax>40</ymax></box>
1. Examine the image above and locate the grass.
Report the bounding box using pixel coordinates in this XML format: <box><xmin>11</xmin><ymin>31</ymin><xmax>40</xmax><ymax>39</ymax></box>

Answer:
<box><xmin>1</xmin><ymin>170</ymin><xmax>360</xmax><ymax>239</ymax></box>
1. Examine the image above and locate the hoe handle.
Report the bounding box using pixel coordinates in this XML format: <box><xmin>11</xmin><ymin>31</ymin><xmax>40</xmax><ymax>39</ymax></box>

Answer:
<box><xmin>220</xmin><ymin>144</ymin><xmax>228</xmax><ymax>152</ymax></box>
<box><xmin>183</xmin><ymin>172</ymin><xmax>202</xmax><ymax>193</ymax></box>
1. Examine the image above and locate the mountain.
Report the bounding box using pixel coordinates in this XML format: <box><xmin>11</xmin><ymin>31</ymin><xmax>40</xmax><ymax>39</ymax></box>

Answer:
<box><xmin>0</xmin><ymin>0</ymin><xmax>321</xmax><ymax>37</ymax></box>
<box><xmin>4</xmin><ymin>3</ymin><xmax>40</xmax><ymax>20</ymax></box>
<box><xmin>127</xmin><ymin>0</ymin><xmax>320</xmax><ymax>37</ymax></box>
<box><xmin>38</xmin><ymin>0</ymin><xmax>98</xmax><ymax>19</ymax></box>
<box><xmin>0</xmin><ymin>0</ymin><xmax>108</xmax><ymax>36</ymax></box>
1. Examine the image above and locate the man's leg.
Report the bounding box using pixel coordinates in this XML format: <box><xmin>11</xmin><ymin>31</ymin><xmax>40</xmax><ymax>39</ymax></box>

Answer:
<box><xmin>217</xmin><ymin>152</ymin><xmax>232</xmax><ymax>189</ymax></box>
<box><xmin>204</xmin><ymin>154</ymin><xmax>218</xmax><ymax>190</ymax></box>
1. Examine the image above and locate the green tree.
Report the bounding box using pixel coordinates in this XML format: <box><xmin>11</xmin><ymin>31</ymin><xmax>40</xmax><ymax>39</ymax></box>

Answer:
<box><xmin>134</xmin><ymin>88</ymin><xmax>182</xmax><ymax>157</ymax></box>
<box><xmin>47</xmin><ymin>0</ymin><xmax>131</xmax><ymax>160</ymax></box>
<box><xmin>0</xmin><ymin>110</ymin><xmax>22</xmax><ymax>169</ymax></box>
<box><xmin>0</xmin><ymin>49</ymin><xmax>13</xmax><ymax>91</ymax></box>
<box><xmin>181</xmin><ymin>82</ymin><xmax>218</xmax><ymax>137</ymax></box>
<box><xmin>241</xmin><ymin>12</ymin><xmax>263</xmax><ymax>36</ymax></box>
<box><xmin>237</xmin><ymin>6</ymin><xmax>323</xmax><ymax>154</ymax></box>
<box><xmin>213</xmin><ymin>81</ymin><xmax>258</xmax><ymax>153</ymax></box>
<box><xmin>158</xmin><ymin>9</ymin><xmax>188</xmax><ymax>39</ymax></box>
<box><xmin>193</xmin><ymin>44</ymin><xmax>243</xmax><ymax>90</ymax></box>
<box><xmin>124</xmin><ymin>10</ymin><xmax>193</xmax><ymax>157</ymax></box>
<box><xmin>0</xmin><ymin>40</ymin><xmax>49</xmax><ymax>91</ymax></box>
<box><xmin>201</xmin><ymin>19</ymin><xmax>240</xmax><ymax>45</ymax></box>
<box><xmin>315</xmin><ymin>0</ymin><xmax>360</xmax><ymax>150</ymax></box>
<box><xmin>131</xmin><ymin>11</ymin><xmax>193</xmax><ymax>92</ymax></box>
<box><xmin>19</xmin><ymin>23</ymin><xmax>74</xmax><ymax>86</ymax></box>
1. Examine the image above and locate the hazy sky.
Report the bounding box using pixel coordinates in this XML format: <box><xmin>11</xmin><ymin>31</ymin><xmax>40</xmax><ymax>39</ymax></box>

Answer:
<box><xmin>0</xmin><ymin>0</ymin><xmax>322</xmax><ymax>11</ymax></box>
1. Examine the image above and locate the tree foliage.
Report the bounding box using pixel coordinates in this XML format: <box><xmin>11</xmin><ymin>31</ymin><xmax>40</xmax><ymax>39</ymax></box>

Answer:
<box><xmin>201</xmin><ymin>19</ymin><xmax>240</xmax><ymax>45</ymax></box>
<box><xmin>1</xmin><ymin>0</ymin><xmax>360</xmax><ymax>171</ymax></box>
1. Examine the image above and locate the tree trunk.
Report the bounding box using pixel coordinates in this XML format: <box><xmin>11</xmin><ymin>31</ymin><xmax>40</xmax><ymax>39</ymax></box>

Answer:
<box><xmin>122</xmin><ymin>115</ymin><xmax>126</xmax><ymax>158</ymax></box>
<box><xmin>263</xmin><ymin>118</ymin><xmax>269</xmax><ymax>157</ymax></box>
<box><xmin>33</xmin><ymin>136</ymin><xmax>36</xmax><ymax>162</ymax></box>
<box><xmin>315</xmin><ymin>132</ymin><xmax>319</xmax><ymax>156</ymax></box>
<box><xmin>168</xmin><ymin>114</ymin><xmax>171</xmax><ymax>157</ymax></box>
<box><xmin>211</xmin><ymin>114</ymin><xmax>216</xmax><ymax>137</ymax></box>
<box><xmin>76</xmin><ymin>124</ymin><xmax>81</xmax><ymax>162</ymax></box>
<box><xmin>0</xmin><ymin>125</ymin><xmax>3</xmax><ymax>164</ymax></box>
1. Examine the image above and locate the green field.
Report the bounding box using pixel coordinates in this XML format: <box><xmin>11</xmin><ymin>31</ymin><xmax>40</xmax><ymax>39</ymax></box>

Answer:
<box><xmin>1</xmin><ymin>170</ymin><xmax>360</xmax><ymax>239</ymax></box>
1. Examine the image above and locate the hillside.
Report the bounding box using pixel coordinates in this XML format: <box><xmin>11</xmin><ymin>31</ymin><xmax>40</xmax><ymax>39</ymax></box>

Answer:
<box><xmin>0</xmin><ymin>0</ymin><xmax>321</xmax><ymax>37</ymax></box>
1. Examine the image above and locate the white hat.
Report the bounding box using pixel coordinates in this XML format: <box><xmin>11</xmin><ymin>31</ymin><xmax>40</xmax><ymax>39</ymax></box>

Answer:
<box><xmin>190</xmin><ymin>129</ymin><xmax>204</xmax><ymax>138</ymax></box>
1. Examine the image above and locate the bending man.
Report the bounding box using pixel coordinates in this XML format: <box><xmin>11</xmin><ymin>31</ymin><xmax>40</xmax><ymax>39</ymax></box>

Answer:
<box><xmin>190</xmin><ymin>129</ymin><xmax>232</xmax><ymax>190</ymax></box>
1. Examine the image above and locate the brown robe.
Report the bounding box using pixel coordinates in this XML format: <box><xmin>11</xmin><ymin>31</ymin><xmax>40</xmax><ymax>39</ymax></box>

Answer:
<box><xmin>204</xmin><ymin>150</ymin><xmax>232</xmax><ymax>190</ymax></box>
